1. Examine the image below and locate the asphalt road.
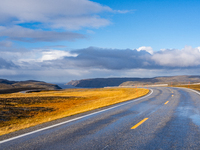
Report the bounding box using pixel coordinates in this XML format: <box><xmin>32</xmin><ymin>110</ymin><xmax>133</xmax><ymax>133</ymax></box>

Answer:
<box><xmin>1</xmin><ymin>87</ymin><xmax>200</xmax><ymax>150</ymax></box>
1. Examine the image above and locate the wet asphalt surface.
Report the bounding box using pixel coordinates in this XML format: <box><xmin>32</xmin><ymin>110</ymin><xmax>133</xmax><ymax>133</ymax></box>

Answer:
<box><xmin>1</xmin><ymin>87</ymin><xmax>200</xmax><ymax>150</ymax></box>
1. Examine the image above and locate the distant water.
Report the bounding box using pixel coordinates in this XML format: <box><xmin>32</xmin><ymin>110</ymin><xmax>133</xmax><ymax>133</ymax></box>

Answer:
<box><xmin>55</xmin><ymin>83</ymin><xmax>78</xmax><ymax>89</ymax></box>
<box><xmin>52</xmin><ymin>83</ymin><xmax>97</xmax><ymax>89</ymax></box>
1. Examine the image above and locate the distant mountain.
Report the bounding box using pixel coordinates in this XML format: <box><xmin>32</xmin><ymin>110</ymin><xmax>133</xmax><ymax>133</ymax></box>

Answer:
<box><xmin>0</xmin><ymin>79</ymin><xmax>17</xmax><ymax>85</ymax></box>
<box><xmin>120</xmin><ymin>75</ymin><xmax>200</xmax><ymax>86</ymax></box>
<box><xmin>66</xmin><ymin>75</ymin><xmax>200</xmax><ymax>88</ymax></box>
<box><xmin>66</xmin><ymin>78</ymin><xmax>143</xmax><ymax>88</ymax></box>
<box><xmin>0</xmin><ymin>79</ymin><xmax>61</xmax><ymax>94</ymax></box>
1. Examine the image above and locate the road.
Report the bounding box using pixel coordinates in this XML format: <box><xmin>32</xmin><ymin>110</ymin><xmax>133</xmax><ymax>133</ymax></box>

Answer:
<box><xmin>1</xmin><ymin>87</ymin><xmax>200</xmax><ymax>150</ymax></box>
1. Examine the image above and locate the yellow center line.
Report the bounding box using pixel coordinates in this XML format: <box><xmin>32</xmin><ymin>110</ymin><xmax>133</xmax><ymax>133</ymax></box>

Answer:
<box><xmin>165</xmin><ymin>101</ymin><xmax>169</xmax><ymax>104</ymax></box>
<box><xmin>131</xmin><ymin>118</ymin><xmax>148</xmax><ymax>129</ymax></box>
<box><xmin>172</xmin><ymin>95</ymin><xmax>174</xmax><ymax>97</ymax></box>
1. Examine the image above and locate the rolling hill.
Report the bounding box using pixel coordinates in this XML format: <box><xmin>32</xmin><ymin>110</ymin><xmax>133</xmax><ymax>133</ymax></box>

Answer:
<box><xmin>67</xmin><ymin>75</ymin><xmax>200</xmax><ymax>88</ymax></box>
<box><xmin>0</xmin><ymin>79</ymin><xmax>61</xmax><ymax>94</ymax></box>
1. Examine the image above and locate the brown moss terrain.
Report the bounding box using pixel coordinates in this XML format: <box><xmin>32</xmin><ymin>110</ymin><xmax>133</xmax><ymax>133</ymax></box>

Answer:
<box><xmin>0</xmin><ymin>88</ymin><xmax>149</xmax><ymax>136</ymax></box>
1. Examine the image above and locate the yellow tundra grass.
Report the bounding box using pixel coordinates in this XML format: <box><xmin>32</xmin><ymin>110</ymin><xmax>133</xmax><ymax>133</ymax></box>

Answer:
<box><xmin>176</xmin><ymin>84</ymin><xmax>200</xmax><ymax>92</ymax></box>
<box><xmin>0</xmin><ymin>88</ymin><xmax>149</xmax><ymax>136</ymax></box>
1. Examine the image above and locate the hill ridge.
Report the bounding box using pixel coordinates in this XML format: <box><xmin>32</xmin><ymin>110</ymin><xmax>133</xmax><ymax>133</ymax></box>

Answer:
<box><xmin>0</xmin><ymin>79</ymin><xmax>61</xmax><ymax>94</ymax></box>
<box><xmin>67</xmin><ymin>75</ymin><xmax>200</xmax><ymax>88</ymax></box>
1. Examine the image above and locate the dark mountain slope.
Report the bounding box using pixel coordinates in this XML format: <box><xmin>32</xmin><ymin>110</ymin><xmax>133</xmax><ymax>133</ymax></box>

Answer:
<box><xmin>67</xmin><ymin>78</ymin><xmax>148</xmax><ymax>88</ymax></box>
<box><xmin>67</xmin><ymin>75</ymin><xmax>200</xmax><ymax>88</ymax></box>
<box><xmin>0</xmin><ymin>79</ymin><xmax>61</xmax><ymax>94</ymax></box>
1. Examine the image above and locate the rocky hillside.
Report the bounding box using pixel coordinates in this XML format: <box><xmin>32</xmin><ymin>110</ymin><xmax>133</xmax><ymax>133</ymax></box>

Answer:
<box><xmin>120</xmin><ymin>75</ymin><xmax>200</xmax><ymax>86</ymax></box>
<box><xmin>0</xmin><ymin>79</ymin><xmax>61</xmax><ymax>94</ymax></box>
<box><xmin>67</xmin><ymin>75</ymin><xmax>200</xmax><ymax>88</ymax></box>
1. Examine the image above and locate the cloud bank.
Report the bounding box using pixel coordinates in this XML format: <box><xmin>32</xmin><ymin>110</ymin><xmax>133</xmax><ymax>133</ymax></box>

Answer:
<box><xmin>152</xmin><ymin>46</ymin><xmax>200</xmax><ymax>67</ymax></box>
<box><xmin>36</xmin><ymin>46</ymin><xmax>200</xmax><ymax>70</ymax></box>
<box><xmin>1</xmin><ymin>46</ymin><xmax>200</xmax><ymax>82</ymax></box>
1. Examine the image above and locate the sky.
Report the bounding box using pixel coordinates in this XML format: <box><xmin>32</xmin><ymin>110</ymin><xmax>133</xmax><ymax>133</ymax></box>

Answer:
<box><xmin>0</xmin><ymin>0</ymin><xmax>200</xmax><ymax>83</ymax></box>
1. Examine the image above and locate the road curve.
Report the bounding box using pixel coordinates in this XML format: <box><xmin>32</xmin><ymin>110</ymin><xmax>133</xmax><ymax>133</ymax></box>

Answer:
<box><xmin>1</xmin><ymin>87</ymin><xmax>200</xmax><ymax>150</ymax></box>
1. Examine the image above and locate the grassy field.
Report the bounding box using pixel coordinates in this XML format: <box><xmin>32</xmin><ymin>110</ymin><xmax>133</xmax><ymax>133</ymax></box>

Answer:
<box><xmin>0</xmin><ymin>87</ymin><xmax>149</xmax><ymax>136</ymax></box>
<box><xmin>175</xmin><ymin>84</ymin><xmax>200</xmax><ymax>92</ymax></box>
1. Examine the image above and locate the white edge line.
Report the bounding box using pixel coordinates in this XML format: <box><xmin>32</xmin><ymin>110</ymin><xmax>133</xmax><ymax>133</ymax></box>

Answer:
<box><xmin>0</xmin><ymin>89</ymin><xmax>153</xmax><ymax>144</ymax></box>
<box><xmin>176</xmin><ymin>87</ymin><xmax>200</xmax><ymax>96</ymax></box>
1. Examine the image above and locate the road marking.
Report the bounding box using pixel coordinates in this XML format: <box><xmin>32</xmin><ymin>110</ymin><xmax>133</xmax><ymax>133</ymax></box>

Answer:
<box><xmin>165</xmin><ymin>101</ymin><xmax>169</xmax><ymax>104</ymax></box>
<box><xmin>172</xmin><ymin>95</ymin><xmax>174</xmax><ymax>97</ymax></box>
<box><xmin>0</xmin><ymin>89</ymin><xmax>153</xmax><ymax>144</ymax></box>
<box><xmin>184</xmin><ymin>88</ymin><xmax>200</xmax><ymax>96</ymax></box>
<box><xmin>169</xmin><ymin>88</ymin><xmax>173</xmax><ymax>93</ymax></box>
<box><xmin>102</xmin><ymin>145</ymin><xmax>109</xmax><ymax>150</ymax></box>
<box><xmin>131</xmin><ymin>118</ymin><xmax>148</xmax><ymax>129</ymax></box>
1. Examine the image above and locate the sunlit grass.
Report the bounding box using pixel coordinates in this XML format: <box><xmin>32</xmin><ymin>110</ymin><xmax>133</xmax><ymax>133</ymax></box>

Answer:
<box><xmin>175</xmin><ymin>84</ymin><xmax>200</xmax><ymax>92</ymax></box>
<box><xmin>0</xmin><ymin>88</ymin><xmax>149</xmax><ymax>136</ymax></box>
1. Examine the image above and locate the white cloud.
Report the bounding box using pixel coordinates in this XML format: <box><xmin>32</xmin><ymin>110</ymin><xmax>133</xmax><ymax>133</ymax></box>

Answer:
<box><xmin>87</xmin><ymin>30</ymin><xmax>95</xmax><ymax>34</ymax></box>
<box><xmin>0</xmin><ymin>0</ymin><xmax>112</xmax><ymax>30</ymax></box>
<box><xmin>0</xmin><ymin>0</ymin><xmax>131</xmax><ymax>44</ymax></box>
<box><xmin>50</xmin><ymin>15</ymin><xmax>110</xmax><ymax>30</ymax></box>
<box><xmin>152</xmin><ymin>46</ymin><xmax>200</xmax><ymax>67</ymax></box>
<box><xmin>12</xmin><ymin>49</ymin><xmax>77</xmax><ymax>64</ymax></box>
<box><xmin>40</xmin><ymin>50</ymin><xmax>78</xmax><ymax>61</ymax></box>
<box><xmin>115</xmin><ymin>10</ymin><xmax>132</xmax><ymax>14</ymax></box>
<box><xmin>137</xmin><ymin>46</ymin><xmax>153</xmax><ymax>54</ymax></box>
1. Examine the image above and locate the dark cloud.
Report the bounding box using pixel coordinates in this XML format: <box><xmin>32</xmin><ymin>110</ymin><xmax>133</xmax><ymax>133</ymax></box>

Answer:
<box><xmin>0</xmin><ymin>41</ymin><xmax>12</xmax><ymax>47</ymax></box>
<box><xmin>43</xmin><ymin>46</ymin><xmax>200</xmax><ymax>70</ymax></box>
<box><xmin>42</xmin><ymin>47</ymin><xmax>157</xmax><ymax>70</ymax></box>
<box><xmin>0</xmin><ymin>57</ymin><xmax>17</xmax><ymax>69</ymax></box>
<box><xmin>69</xmin><ymin>47</ymin><xmax>153</xmax><ymax>69</ymax></box>
<box><xmin>0</xmin><ymin>26</ymin><xmax>85</xmax><ymax>42</ymax></box>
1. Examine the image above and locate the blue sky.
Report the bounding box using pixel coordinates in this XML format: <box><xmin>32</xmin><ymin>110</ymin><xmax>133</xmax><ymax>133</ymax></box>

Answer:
<box><xmin>61</xmin><ymin>0</ymin><xmax>200</xmax><ymax>50</ymax></box>
<box><xmin>0</xmin><ymin>0</ymin><xmax>200</xmax><ymax>83</ymax></box>
<box><xmin>81</xmin><ymin>0</ymin><xmax>200</xmax><ymax>50</ymax></box>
